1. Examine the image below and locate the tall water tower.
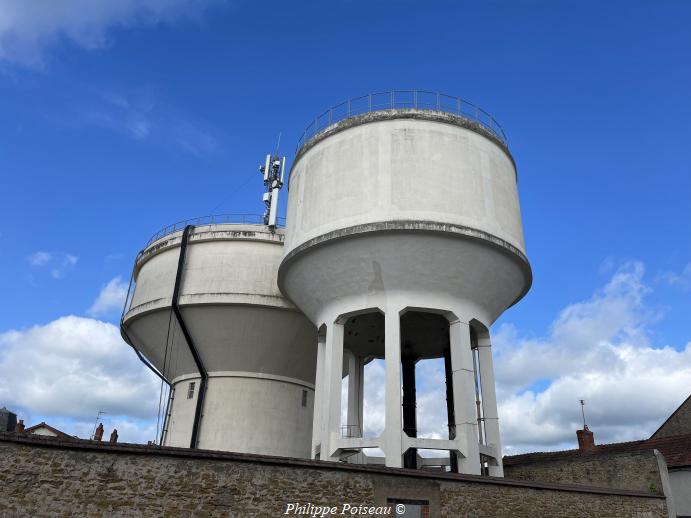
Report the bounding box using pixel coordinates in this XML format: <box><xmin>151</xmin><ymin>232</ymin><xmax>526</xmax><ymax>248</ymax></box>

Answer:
<box><xmin>121</xmin><ymin>158</ymin><xmax>317</xmax><ymax>457</ymax></box>
<box><xmin>278</xmin><ymin>91</ymin><xmax>532</xmax><ymax>474</ymax></box>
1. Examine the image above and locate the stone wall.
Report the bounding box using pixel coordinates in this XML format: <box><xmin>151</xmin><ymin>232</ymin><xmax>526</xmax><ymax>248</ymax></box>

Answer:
<box><xmin>653</xmin><ymin>395</ymin><xmax>691</xmax><ymax>439</ymax></box>
<box><xmin>0</xmin><ymin>433</ymin><xmax>667</xmax><ymax>518</ymax></box>
<box><xmin>504</xmin><ymin>450</ymin><xmax>664</xmax><ymax>493</ymax></box>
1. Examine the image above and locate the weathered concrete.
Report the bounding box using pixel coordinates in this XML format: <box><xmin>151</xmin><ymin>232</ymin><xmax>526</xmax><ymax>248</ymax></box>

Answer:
<box><xmin>0</xmin><ymin>433</ymin><xmax>668</xmax><ymax>518</ymax></box>
<box><xmin>280</xmin><ymin>111</ymin><xmax>531</xmax><ymax>473</ymax></box>
<box><xmin>669</xmin><ymin>468</ymin><xmax>691</xmax><ymax>517</ymax></box>
<box><xmin>121</xmin><ymin>224</ymin><xmax>316</xmax><ymax>457</ymax></box>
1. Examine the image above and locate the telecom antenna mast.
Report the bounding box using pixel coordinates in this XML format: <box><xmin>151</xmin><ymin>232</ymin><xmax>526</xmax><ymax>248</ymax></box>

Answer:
<box><xmin>259</xmin><ymin>154</ymin><xmax>286</xmax><ymax>231</ymax></box>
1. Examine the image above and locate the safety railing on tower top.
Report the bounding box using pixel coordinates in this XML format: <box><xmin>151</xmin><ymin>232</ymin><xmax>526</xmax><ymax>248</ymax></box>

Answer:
<box><xmin>295</xmin><ymin>90</ymin><xmax>507</xmax><ymax>153</ymax></box>
<box><xmin>144</xmin><ymin>213</ymin><xmax>285</xmax><ymax>246</ymax></box>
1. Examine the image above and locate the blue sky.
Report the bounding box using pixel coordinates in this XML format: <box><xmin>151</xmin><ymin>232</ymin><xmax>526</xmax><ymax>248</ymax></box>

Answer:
<box><xmin>1</xmin><ymin>0</ymin><xmax>690</xmax><ymax>452</ymax></box>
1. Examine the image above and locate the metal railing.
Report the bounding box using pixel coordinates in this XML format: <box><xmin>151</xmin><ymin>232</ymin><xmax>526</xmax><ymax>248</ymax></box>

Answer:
<box><xmin>296</xmin><ymin>90</ymin><xmax>507</xmax><ymax>153</ymax></box>
<box><xmin>145</xmin><ymin>213</ymin><xmax>285</xmax><ymax>246</ymax></box>
<box><xmin>341</xmin><ymin>424</ymin><xmax>363</xmax><ymax>439</ymax></box>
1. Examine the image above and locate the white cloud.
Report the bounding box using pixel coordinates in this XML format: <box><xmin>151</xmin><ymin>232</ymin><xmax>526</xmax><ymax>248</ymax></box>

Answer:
<box><xmin>493</xmin><ymin>261</ymin><xmax>691</xmax><ymax>454</ymax></box>
<box><xmin>0</xmin><ymin>0</ymin><xmax>222</xmax><ymax>68</ymax></box>
<box><xmin>27</xmin><ymin>251</ymin><xmax>52</xmax><ymax>266</ymax></box>
<box><xmin>88</xmin><ymin>276</ymin><xmax>128</xmax><ymax>317</ymax></box>
<box><xmin>0</xmin><ymin>316</ymin><xmax>160</xmax><ymax>432</ymax></box>
<box><xmin>353</xmin><ymin>261</ymin><xmax>691</xmax><ymax>457</ymax></box>
<box><xmin>659</xmin><ymin>262</ymin><xmax>691</xmax><ymax>292</ymax></box>
<box><xmin>68</xmin><ymin>87</ymin><xmax>220</xmax><ymax>155</ymax></box>
<box><xmin>26</xmin><ymin>251</ymin><xmax>78</xmax><ymax>279</ymax></box>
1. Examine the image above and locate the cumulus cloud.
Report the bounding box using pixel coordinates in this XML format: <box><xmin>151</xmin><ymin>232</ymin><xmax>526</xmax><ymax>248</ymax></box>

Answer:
<box><xmin>27</xmin><ymin>250</ymin><xmax>52</xmax><ymax>266</ymax></box>
<box><xmin>26</xmin><ymin>251</ymin><xmax>78</xmax><ymax>279</ymax></box>
<box><xmin>0</xmin><ymin>315</ymin><xmax>160</xmax><ymax>442</ymax></box>
<box><xmin>494</xmin><ymin>261</ymin><xmax>691</xmax><ymax>454</ymax></box>
<box><xmin>352</xmin><ymin>261</ymin><xmax>691</xmax><ymax>457</ymax></box>
<box><xmin>0</xmin><ymin>0</ymin><xmax>221</xmax><ymax>68</ymax></box>
<box><xmin>77</xmin><ymin>88</ymin><xmax>219</xmax><ymax>155</ymax></box>
<box><xmin>659</xmin><ymin>262</ymin><xmax>691</xmax><ymax>292</ymax></box>
<box><xmin>88</xmin><ymin>276</ymin><xmax>128</xmax><ymax>317</ymax></box>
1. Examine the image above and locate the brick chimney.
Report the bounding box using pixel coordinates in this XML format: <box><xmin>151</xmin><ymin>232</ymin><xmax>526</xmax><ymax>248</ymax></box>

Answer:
<box><xmin>15</xmin><ymin>419</ymin><xmax>25</xmax><ymax>433</ymax></box>
<box><xmin>109</xmin><ymin>429</ymin><xmax>118</xmax><ymax>444</ymax></box>
<box><xmin>577</xmin><ymin>425</ymin><xmax>595</xmax><ymax>451</ymax></box>
<box><xmin>94</xmin><ymin>423</ymin><xmax>104</xmax><ymax>442</ymax></box>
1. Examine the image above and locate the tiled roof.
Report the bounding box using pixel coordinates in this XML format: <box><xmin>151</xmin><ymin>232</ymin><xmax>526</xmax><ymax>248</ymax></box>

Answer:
<box><xmin>23</xmin><ymin>422</ymin><xmax>74</xmax><ymax>439</ymax></box>
<box><xmin>503</xmin><ymin>432</ymin><xmax>691</xmax><ymax>468</ymax></box>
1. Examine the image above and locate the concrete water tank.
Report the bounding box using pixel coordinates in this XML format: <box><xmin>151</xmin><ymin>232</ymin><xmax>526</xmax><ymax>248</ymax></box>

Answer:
<box><xmin>121</xmin><ymin>220</ymin><xmax>316</xmax><ymax>458</ymax></box>
<box><xmin>278</xmin><ymin>91</ymin><xmax>532</xmax><ymax>474</ymax></box>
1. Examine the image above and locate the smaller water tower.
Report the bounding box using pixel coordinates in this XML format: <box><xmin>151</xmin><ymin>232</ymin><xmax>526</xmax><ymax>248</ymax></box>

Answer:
<box><xmin>121</xmin><ymin>156</ymin><xmax>317</xmax><ymax>458</ymax></box>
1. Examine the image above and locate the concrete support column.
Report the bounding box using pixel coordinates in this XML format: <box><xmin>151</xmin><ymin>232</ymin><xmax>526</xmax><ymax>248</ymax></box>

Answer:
<box><xmin>449</xmin><ymin>319</ymin><xmax>481</xmax><ymax>475</ymax></box>
<box><xmin>346</xmin><ymin>351</ymin><xmax>364</xmax><ymax>438</ymax></box>
<box><xmin>311</xmin><ymin>333</ymin><xmax>326</xmax><ymax>458</ymax></box>
<box><xmin>322</xmin><ymin>320</ymin><xmax>344</xmax><ymax>461</ymax></box>
<box><xmin>384</xmin><ymin>308</ymin><xmax>403</xmax><ymax>468</ymax></box>
<box><xmin>477</xmin><ymin>333</ymin><xmax>503</xmax><ymax>476</ymax></box>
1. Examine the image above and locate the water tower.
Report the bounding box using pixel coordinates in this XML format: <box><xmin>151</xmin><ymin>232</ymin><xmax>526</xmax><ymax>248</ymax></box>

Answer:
<box><xmin>278</xmin><ymin>91</ymin><xmax>532</xmax><ymax>474</ymax></box>
<box><xmin>120</xmin><ymin>157</ymin><xmax>317</xmax><ymax>458</ymax></box>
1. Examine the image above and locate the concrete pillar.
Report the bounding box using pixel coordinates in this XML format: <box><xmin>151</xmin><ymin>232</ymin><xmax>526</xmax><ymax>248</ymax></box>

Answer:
<box><xmin>477</xmin><ymin>333</ymin><xmax>503</xmax><ymax>476</ymax></box>
<box><xmin>448</xmin><ymin>319</ymin><xmax>481</xmax><ymax>474</ymax></box>
<box><xmin>346</xmin><ymin>351</ymin><xmax>364</xmax><ymax>438</ymax></box>
<box><xmin>384</xmin><ymin>308</ymin><xmax>403</xmax><ymax>468</ymax></box>
<box><xmin>311</xmin><ymin>333</ymin><xmax>326</xmax><ymax>458</ymax></box>
<box><xmin>323</xmin><ymin>320</ymin><xmax>344</xmax><ymax>460</ymax></box>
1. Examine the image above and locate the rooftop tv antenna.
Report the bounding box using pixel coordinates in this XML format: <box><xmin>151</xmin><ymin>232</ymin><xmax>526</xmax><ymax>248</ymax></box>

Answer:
<box><xmin>258</xmin><ymin>148</ymin><xmax>286</xmax><ymax>232</ymax></box>
<box><xmin>579</xmin><ymin>399</ymin><xmax>588</xmax><ymax>429</ymax></box>
<box><xmin>90</xmin><ymin>409</ymin><xmax>106</xmax><ymax>439</ymax></box>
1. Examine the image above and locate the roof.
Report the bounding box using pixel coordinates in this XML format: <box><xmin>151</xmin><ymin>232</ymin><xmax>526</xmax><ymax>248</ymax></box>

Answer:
<box><xmin>651</xmin><ymin>393</ymin><xmax>691</xmax><ymax>439</ymax></box>
<box><xmin>23</xmin><ymin>422</ymin><xmax>74</xmax><ymax>439</ymax></box>
<box><xmin>503</xmin><ymin>432</ymin><xmax>691</xmax><ymax>469</ymax></box>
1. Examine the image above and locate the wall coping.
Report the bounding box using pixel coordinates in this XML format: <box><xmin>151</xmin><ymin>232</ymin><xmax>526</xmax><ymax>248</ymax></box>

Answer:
<box><xmin>0</xmin><ymin>432</ymin><xmax>663</xmax><ymax>499</ymax></box>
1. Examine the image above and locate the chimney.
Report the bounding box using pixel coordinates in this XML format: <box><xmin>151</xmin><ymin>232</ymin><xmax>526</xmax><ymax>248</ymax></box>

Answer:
<box><xmin>94</xmin><ymin>423</ymin><xmax>104</xmax><ymax>441</ymax></box>
<box><xmin>577</xmin><ymin>425</ymin><xmax>595</xmax><ymax>451</ymax></box>
<box><xmin>16</xmin><ymin>419</ymin><xmax>25</xmax><ymax>433</ymax></box>
<box><xmin>109</xmin><ymin>429</ymin><xmax>118</xmax><ymax>444</ymax></box>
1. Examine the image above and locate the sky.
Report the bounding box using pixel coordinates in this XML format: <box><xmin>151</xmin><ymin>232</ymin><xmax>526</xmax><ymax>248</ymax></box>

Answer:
<box><xmin>0</xmin><ymin>0</ymin><xmax>690</xmax><ymax>454</ymax></box>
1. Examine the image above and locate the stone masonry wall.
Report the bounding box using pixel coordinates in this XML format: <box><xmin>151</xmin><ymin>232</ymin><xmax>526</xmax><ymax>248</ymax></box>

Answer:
<box><xmin>0</xmin><ymin>434</ymin><xmax>667</xmax><ymax>518</ymax></box>
<box><xmin>653</xmin><ymin>395</ymin><xmax>691</xmax><ymax>439</ymax></box>
<box><xmin>504</xmin><ymin>451</ymin><xmax>664</xmax><ymax>494</ymax></box>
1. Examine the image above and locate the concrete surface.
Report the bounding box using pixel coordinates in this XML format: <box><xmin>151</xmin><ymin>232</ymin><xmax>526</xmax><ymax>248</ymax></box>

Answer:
<box><xmin>280</xmin><ymin>111</ymin><xmax>532</xmax><ymax>474</ymax></box>
<box><xmin>121</xmin><ymin>224</ymin><xmax>317</xmax><ymax>458</ymax></box>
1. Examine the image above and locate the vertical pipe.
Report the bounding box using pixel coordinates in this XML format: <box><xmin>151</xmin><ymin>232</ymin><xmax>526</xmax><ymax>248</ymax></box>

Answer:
<box><xmin>443</xmin><ymin>347</ymin><xmax>458</xmax><ymax>473</ymax></box>
<box><xmin>171</xmin><ymin>225</ymin><xmax>208</xmax><ymax>449</ymax></box>
<box><xmin>347</xmin><ymin>352</ymin><xmax>363</xmax><ymax>438</ymax></box>
<box><xmin>472</xmin><ymin>345</ymin><xmax>485</xmax><ymax>445</ymax></box>
<box><xmin>402</xmin><ymin>355</ymin><xmax>417</xmax><ymax>469</ymax></box>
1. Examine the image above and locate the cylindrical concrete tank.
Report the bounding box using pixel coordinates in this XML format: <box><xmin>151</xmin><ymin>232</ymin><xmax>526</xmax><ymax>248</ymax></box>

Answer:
<box><xmin>279</xmin><ymin>94</ymin><xmax>531</xmax><ymax>474</ymax></box>
<box><xmin>121</xmin><ymin>222</ymin><xmax>316</xmax><ymax>458</ymax></box>
<box><xmin>280</xmin><ymin>109</ymin><xmax>530</xmax><ymax>325</ymax></box>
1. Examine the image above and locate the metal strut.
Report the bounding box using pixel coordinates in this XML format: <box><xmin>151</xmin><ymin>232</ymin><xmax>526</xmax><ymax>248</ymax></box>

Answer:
<box><xmin>172</xmin><ymin>225</ymin><xmax>208</xmax><ymax>449</ymax></box>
